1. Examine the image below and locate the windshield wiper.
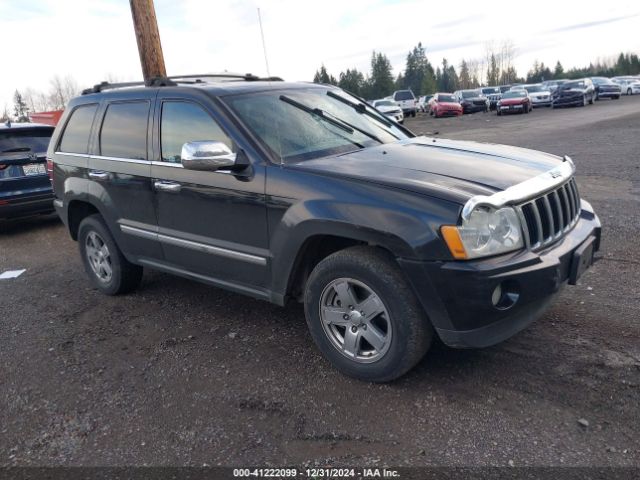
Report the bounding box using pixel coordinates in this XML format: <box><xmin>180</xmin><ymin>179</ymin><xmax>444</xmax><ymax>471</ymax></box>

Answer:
<box><xmin>326</xmin><ymin>91</ymin><xmax>401</xmax><ymax>141</ymax></box>
<box><xmin>326</xmin><ymin>90</ymin><xmax>393</xmax><ymax>127</ymax></box>
<box><xmin>280</xmin><ymin>95</ymin><xmax>354</xmax><ymax>134</ymax></box>
<box><xmin>279</xmin><ymin>95</ymin><xmax>367</xmax><ymax>149</ymax></box>
<box><xmin>280</xmin><ymin>95</ymin><xmax>383</xmax><ymax>145</ymax></box>
<box><xmin>1</xmin><ymin>147</ymin><xmax>31</xmax><ymax>153</ymax></box>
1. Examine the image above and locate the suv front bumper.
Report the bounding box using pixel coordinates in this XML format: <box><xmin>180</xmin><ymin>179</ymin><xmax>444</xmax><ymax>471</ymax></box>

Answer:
<box><xmin>399</xmin><ymin>203</ymin><xmax>601</xmax><ymax>348</ymax></box>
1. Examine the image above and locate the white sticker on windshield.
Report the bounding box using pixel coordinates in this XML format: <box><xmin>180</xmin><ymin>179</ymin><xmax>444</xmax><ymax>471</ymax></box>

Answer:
<box><xmin>0</xmin><ymin>269</ymin><xmax>26</xmax><ymax>279</ymax></box>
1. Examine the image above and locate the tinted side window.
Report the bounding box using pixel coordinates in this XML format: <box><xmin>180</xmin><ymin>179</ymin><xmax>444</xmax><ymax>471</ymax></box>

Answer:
<box><xmin>160</xmin><ymin>101</ymin><xmax>232</xmax><ymax>163</ymax></box>
<box><xmin>100</xmin><ymin>101</ymin><xmax>149</xmax><ymax>160</ymax></box>
<box><xmin>58</xmin><ymin>104</ymin><xmax>98</xmax><ymax>154</ymax></box>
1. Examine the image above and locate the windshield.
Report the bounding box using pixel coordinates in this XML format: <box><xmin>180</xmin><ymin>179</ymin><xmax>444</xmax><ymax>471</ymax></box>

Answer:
<box><xmin>481</xmin><ymin>87</ymin><xmax>499</xmax><ymax>94</ymax></box>
<box><xmin>502</xmin><ymin>91</ymin><xmax>526</xmax><ymax>99</ymax></box>
<box><xmin>461</xmin><ymin>91</ymin><xmax>479</xmax><ymax>99</ymax></box>
<box><xmin>374</xmin><ymin>100</ymin><xmax>395</xmax><ymax>107</ymax></box>
<box><xmin>525</xmin><ymin>85</ymin><xmax>542</xmax><ymax>93</ymax></box>
<box><xmin>394</xmin><ymin>91</ymin><xmax>414</xmax><ymax>101</ymax></box>
<box><xmin>563</xmin><ymin>81</ymin><xmax>585</xmax><ymax>89</ymax></box>
<box><xmin>437</xmin><ymin>94</ymin><xmax>456</xmax><ymax>102</ymax></box>
<box><xmin>226</xmin><ymin>88</ymin><xmax>408</xmax><ymax>164</ymax></box>
<box><xmin>592</xmin><ymin>77</ymin><xmax>611</xmax><ymax>85</ymax></box>
<box><xmin>0</xmin><ymin>127</ymin><xmax>53</xmax><ymax>154</ymax></box>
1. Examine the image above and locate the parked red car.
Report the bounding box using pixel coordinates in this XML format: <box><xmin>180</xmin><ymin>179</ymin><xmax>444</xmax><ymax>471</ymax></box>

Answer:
<box><xmin>428</xmin><ymin>93</ymin><xmax>463</xmax><ymax>118</ymax></box>
<box><xmin>496</xmin><ymin>91</ymin><xmax>531</xmax><ymax>115</ymax></box>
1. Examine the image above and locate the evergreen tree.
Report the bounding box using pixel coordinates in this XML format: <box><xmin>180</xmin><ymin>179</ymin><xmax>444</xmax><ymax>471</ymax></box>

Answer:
<box><xmin>553</xmin><ymin>61</ymin><xmax>564</xmax><ymax>79</ymax></box>
<box><xmin>402</xmin><ymin>42</ymin><xmax>436</xmax><ymax>96</ymax></box>
<box><xmin>13</xmin><ymin>90</ymin><xmax>29</xmax><ymax>122</ymax></box>
<box><xmin>368</xmin><ymin>51</ymin><xmax>395</xmax><ymax>99</ymax></box>
<box><xmin>458</xmin><ymin>60</ymin><xmax>471</xmax><ymax>89</ymax></box>
<box><xmin>338</xmin><ymin>68</ymin><xmax>365</xmax><ymax>96</ymax></box>
<box><xmin>313</xmin><ymin>65</ymin><xmax>336</xmax><ymax>85</ymax></box>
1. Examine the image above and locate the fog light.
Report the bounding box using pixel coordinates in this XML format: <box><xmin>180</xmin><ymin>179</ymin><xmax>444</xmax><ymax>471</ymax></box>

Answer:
<box><xmin>491</xmin><ymin>284</ymin><xmax>502</xmax><ymax>306</ymax></box>
<box><xmin>491</xmin><ymin>280</ymin><xmax>520</xmax><ymax>310</ymax></box>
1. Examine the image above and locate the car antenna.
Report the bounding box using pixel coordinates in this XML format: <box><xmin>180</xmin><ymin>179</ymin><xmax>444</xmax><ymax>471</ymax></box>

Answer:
<box><xmin>257</xmin><ymin>7</ymin><xmax>284</xmax><ymax>166</ymax></box>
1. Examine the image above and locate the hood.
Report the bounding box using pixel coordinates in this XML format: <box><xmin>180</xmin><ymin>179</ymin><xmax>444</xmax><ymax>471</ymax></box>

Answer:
<box><xmin>460</xmin><ymin>96</ymin><xmax>485</xmax><ymax>102</ymax></box>
<box><xmin>529</xmin><ymin>91</ymin><xmax>550</xmax><ymax>97</ymax></box>
<box><xmin>557</xmin><ymin>87</ymin><xmax>585</xmax><ymax>96</ymax></box>
<box><xmin>436</xmin><ymin>101</ymin><xmax>461</xmax><ymax>108</ymax></box>
<box><xmin>376</xmin><ymin>105</ymin><xmax>401</xmax><ymax>113</ymax></box>
<box><xmin>290</xmin><ymin>137</ymin><xmax>563</xmax><ymax>204</ymax></box>
<box><xmin>500</xmin><ymin>97</ymin><xmax>527</xmax><ymax>105</ymax></box>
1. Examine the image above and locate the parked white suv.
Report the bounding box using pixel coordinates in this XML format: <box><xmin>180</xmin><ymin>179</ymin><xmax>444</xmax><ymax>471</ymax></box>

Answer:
<box><xmin>391</xmin><ymin>90</ymin><xmax>417</xmax><ymax>117</ymax></box>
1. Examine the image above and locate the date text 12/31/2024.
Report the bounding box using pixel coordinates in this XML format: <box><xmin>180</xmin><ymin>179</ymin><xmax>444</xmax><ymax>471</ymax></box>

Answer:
<box><xmin>233</xmin><ymin>468</ymin><xmax>400</xmax><ymax>478</ymax></box>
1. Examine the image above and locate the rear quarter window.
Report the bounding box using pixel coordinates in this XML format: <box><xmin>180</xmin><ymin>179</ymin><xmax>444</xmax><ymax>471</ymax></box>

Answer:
<box><xmin>58</xmin><ymin>104</ymin><xmax>98</xmax><ymax>154</ymax></box>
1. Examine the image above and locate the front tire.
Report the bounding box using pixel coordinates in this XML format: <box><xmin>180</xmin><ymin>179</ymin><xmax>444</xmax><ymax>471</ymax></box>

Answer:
<box><xmin>304</xmin><ymin>246</ymin><xmax>433</xmax><ymax>382</ymax></box>
<box><xmin>78</xmin><ymin>214</ymin><xmax>143</xmax><ymax>295</ymax></box>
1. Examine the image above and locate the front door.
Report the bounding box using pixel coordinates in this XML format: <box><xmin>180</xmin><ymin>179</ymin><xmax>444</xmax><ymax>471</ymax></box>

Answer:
<box><xmin>150</xmin><ymin>94</ymin><xmax>270</xmax><ymax>297</ymax></box>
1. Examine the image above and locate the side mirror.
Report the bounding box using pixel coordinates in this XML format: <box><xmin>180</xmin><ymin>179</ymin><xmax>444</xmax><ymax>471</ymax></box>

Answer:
<box><xmin>181</xmin><ymin>141</ymin><xmax>237</xmax><ymax>171</ymax></box>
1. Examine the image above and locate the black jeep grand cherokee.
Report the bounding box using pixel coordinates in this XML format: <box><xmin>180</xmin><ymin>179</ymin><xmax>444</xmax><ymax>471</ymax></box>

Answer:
<box><xmin>49</xmin><ymin>75</ymin><xmax>601</xmax><ymax>382</ymax></box>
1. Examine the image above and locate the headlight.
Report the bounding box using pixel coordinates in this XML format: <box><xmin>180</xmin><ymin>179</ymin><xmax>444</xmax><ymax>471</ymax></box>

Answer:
<box><xmin>441</xmin><ymin>207</ymin><xmax>524</xmax><ymax>259</ymax></box>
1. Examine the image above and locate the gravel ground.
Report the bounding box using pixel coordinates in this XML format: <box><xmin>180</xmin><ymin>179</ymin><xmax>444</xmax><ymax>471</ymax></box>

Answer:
<box><xmin>1</xmin><ymin>96</ymin><xmax>639</xmax><ymax>469</ymax></box>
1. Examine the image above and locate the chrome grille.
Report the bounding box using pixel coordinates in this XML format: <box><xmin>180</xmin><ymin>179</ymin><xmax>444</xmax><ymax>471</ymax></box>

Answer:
<box><xmin>517</xmin><ymin>178</ymin><xmax>581</xmax><ymax>249</ymax></box>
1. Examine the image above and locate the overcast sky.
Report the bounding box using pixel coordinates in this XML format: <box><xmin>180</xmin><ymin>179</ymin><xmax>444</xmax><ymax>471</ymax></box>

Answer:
<box><xmin>1</xmin><ymin>0</ymin><xmax>639</xmax><ymax>112</ymax></box>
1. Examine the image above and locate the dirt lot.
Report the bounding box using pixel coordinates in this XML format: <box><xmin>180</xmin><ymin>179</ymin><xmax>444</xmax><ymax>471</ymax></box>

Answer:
<box><xmin>1</xmin><ymin>97</ymin><xmax>639</xmax><ymax>469</ymax></box>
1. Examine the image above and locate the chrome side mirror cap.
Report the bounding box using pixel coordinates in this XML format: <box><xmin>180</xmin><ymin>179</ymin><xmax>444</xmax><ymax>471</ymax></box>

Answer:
<box><xmin>180</xmin><ymin>141</ymin><xmax>237</xmax><ymax>171</ymax></box>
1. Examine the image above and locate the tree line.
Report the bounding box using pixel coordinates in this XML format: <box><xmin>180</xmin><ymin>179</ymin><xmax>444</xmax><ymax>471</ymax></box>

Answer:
<box><xmin>2</xmin><ymin>75</ymin><xmax>80</xmax><ymax>123</ymax></box>
<box><xmin>313</xmin><ymin>42</ymin><xmax>640</xmax><ymax>100</ymax></box>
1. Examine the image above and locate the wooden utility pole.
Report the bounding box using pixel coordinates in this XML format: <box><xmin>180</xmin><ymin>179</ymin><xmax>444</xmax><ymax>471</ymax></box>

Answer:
<box><xmin>129</xmin><ymin>0</ymin><xmax>167</xmax><ymax>82</ymax></box>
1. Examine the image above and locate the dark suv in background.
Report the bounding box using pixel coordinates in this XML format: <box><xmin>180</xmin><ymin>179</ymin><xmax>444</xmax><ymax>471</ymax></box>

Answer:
<box><xmin>49</xmin><ymin>74</ymin><xmax>601</xmax><ymax>382</ymax></box>
<box><xmin>1</xmin><ymin>121</ymin><xmax>55</xmax><ymax>219</ymax></box>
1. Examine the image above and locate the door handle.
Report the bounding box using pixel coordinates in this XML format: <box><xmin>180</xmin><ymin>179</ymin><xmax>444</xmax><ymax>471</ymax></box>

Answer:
<box><xmin>154</xmin><ymin>180</ymin><xmax>181</xmax><ymax>193</ymax></box>
<box><xmin>88</xmin><ymin>170</ymin><xmax>110</xmax><ymax>180</ymax></box>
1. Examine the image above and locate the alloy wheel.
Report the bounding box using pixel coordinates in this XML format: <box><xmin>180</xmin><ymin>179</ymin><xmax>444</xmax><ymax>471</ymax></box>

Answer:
<box><xmin>319</xmin><ymin>278</ymin><xmax>392</xmax><ymax>363</ymax></box>
<box><xmin>85</xmin><ymin>231</ymin><xmax>113</xmax><ymax>282</ymax></box>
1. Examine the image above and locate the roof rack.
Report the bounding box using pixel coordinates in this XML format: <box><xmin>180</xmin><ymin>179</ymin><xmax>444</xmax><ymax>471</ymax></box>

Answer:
<box><xmin>81</xmin><ymin>73</ymin><xmax>283</xmax><ymax>95</ymax></box>
<box><xmin>168</xmin><ymin>73</ymin><xmax>283</xmax><ymax>82</ymax></box>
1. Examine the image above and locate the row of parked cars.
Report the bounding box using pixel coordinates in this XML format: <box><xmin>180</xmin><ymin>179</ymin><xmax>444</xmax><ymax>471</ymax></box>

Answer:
<box><xmin>371</xmin><ymin>75</ymin><xmax>640</xmax><ymax>121</ymax></box>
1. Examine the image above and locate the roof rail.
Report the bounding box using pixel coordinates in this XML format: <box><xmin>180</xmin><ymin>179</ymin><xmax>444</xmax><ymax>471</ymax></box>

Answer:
<box><xmin>81</xmin><ymin>73</ymin><xmax>283</xmax><ymax>95</ymax></box>
<box><xmin>167</xmin><ymin>73</ymin><xmax>283</xmax><ymax>82</ymax></box>
<box><xmin>81</xmin><ymin>76</ymin><xmax>177</xmax><ymax>95</ymax></box>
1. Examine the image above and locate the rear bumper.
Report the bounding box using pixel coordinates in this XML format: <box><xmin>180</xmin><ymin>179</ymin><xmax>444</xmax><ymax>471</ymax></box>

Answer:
<box><xmin>399</xmin><ymin>203</ymin><xmax>601</xmax><ymax>348</ymax></box>
<box><xmin>0</xmin><ymin>191</ymin><xmax>54</xmax><ymax>219</ymax></box>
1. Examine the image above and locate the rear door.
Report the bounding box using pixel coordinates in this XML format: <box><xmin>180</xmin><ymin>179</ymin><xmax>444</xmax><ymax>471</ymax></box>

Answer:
<box><xmin>88</xmin><ymin>91</ymin><xmax>163</xmax><ymax>263</ymax></box>
<box><xmin>149</xmin><ymin>91</ymin><xmax>269</xmax><ymax>296</ymax></box>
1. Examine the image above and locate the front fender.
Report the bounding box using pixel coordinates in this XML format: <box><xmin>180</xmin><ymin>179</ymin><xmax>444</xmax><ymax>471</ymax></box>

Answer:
<box><xmin>268</xmin><ymin>192</ymin><xmax>460</xmax><ymax>297</ymax></box>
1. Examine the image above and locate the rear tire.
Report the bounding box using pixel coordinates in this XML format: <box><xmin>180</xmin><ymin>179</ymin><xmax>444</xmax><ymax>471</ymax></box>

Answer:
<box><xmin>78</xmin><ymin>214</ymin><xmax>143</xmax><ymax>295</ymax></box>
<box><xmin>304</xmin><ymin>246</ymin><xmax>433</xmax><ymax>382</ymax></box>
